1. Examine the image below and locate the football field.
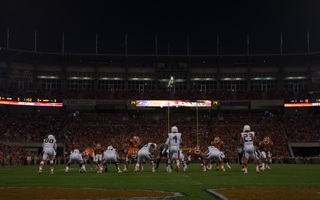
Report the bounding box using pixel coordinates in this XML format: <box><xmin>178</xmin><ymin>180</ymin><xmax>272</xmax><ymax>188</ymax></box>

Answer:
<box><xmin>0</xmin><ymin>163</ymin><xmax>320</xmax><ymax>200</ymax></box>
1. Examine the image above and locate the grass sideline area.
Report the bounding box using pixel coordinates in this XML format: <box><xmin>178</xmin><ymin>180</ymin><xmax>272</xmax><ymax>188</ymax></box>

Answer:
<box><xmin>0</xmin><ymin>163</ymin><xmax>320</xmax><ymax>199</ymax></box>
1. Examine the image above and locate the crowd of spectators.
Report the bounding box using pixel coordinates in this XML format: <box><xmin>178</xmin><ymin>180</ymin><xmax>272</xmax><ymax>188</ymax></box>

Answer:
<box><xmin>284</xmin><ymin>114</ymin><xmax>320</xmax><ymax>142</ymax></box>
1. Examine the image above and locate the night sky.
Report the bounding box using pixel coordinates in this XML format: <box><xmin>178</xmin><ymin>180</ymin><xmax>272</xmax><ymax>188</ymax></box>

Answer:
<box><xmin>1</xmin><ymin>0</ymin><xmax>320</xmax><ymax>55</ymax></box>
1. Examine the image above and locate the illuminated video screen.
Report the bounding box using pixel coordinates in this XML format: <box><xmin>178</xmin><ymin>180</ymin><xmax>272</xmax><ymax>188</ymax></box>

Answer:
<box><xmin>135</xmin><ymin>100</ymin><xmax>212</xmax><ymax>107</ymax></box>
<box><xmin>0</xmin><ymin>100</ymin><xmax>63</xmax><ymax>107</ymax></box>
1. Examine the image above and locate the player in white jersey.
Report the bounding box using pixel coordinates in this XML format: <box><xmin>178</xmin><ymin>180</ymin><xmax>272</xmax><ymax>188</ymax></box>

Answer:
<box><xmin>240</xmin><ymin>125</ymin><xmax>260</xmax><ymax>174</ymax></box>
<box><xmin>163</xmin><ymin>126</ymin><xmax>182</xmax><ymax>173</ymax></box>
<box><xmin>204</xmin><ymin>146</ymin><xmax>225</xmax><ymax>171</ymax></box>
<box><xmin>134</xmin><ymin>143</ymin><xmax>157</xmax><ymax>172</ymax></box>
<box><xmin>102</xmin><ymin>146</ymin><xmax>122</xmax><ymax>173</ymax></box>
<box><xmin>38</xmin><ymin>134</ymin><xmax>57</xmax><ymax>174</ymax></box>
<box><xmin>65</xmin><ymin>149</ymin><xmax>87</xmax><ymax>173</ymax></box>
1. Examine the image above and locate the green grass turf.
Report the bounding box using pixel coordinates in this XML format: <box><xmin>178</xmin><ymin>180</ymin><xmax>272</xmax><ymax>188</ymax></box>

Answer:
<box><xmin>0</xmin><ymin>163</ymin><xmax>320</xmax><ymax>199</ymax></box>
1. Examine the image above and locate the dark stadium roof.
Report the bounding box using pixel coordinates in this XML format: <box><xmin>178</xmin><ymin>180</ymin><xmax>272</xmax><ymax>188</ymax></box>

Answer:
<box><xmin>1</xmin><ymin>1</ymin><xmax>320</xmax><ymax>55</ymax></box>
<box><xmin>2</xmin><ymin>47</ymin><xmax>320</xmax><ymax>67</ymax></box>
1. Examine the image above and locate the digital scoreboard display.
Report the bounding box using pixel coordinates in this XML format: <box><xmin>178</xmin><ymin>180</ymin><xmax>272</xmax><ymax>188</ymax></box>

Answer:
<box><xmin>284</xmin><ymin>99</ymin><xmax>320</xmax><ymax>107</ymax></box>
<box><xmin>133</xmin><ymin>100</ymin><xmax>213</xmax><ymax>107</ymax></box>
<box><xmin>0</xmin><ymin>96</ymin><xmax>63</xmax><ymax>107</ymax></box>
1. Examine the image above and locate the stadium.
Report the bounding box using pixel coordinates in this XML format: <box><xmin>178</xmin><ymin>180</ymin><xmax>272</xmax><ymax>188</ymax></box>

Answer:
<box><xmin>1</xmin><ymin>1</ymin><xmax>320</xmax><ymax>200</ymax></box>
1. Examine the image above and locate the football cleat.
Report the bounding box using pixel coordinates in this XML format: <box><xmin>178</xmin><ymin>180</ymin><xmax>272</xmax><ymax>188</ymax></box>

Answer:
<box><xmin>50</xmin><ymin>171</ymin><xmax>54</xmax><ymax>175</ymax></box>
<box><xmin>216</xmin><ymin>166</ymin><xmax>219</xmax><ymax>171</ymax></box>
<box><xmin>244</xmin><ymin>168</ymin><xmax>248</xmax><ymax>174</ymax></box>
<box><xmin>38</xmin><ymin>170</ymin><xmax>42</xmax><ymax>174</ymax></box>
<box><xmin>134</xmin><ymin>166</ymin><xmax>139</xmax><ymax>172</ymax></box>
<box><xmin>65</xmin><ymin>170</ymin><xmax>68</xmax><ymax>173</ymax></box>
<box><xmin>118</xmin><ymin>169</ymin><xmax>122</xmax><ymax>173</ymax></box>
<box><xmin>184</xmin><ymin>166</ymin><xmax>187</xmax><ymax>172</ymax></box>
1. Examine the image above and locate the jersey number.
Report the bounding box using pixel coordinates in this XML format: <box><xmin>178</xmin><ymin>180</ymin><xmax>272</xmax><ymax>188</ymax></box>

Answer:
<box><xmin>173</xmin><ymin>135</ymin><xmax>177</xmax><ymax>143</ymax></box>
<box><xmin>243</xmin><ymin>133</ymin><xmax>253</xmax><ymax>142</ymax></box>
<box><xmin>44</xmin><ymin>139</ymin><xmax>54</xmax><ymax>143</ymax></box>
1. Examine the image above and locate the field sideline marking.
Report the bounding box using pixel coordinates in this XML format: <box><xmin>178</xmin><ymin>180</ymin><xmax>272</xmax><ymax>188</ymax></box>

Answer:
<box><xmin>204</xmin><ymin>189</ymin><xmax>229</xmax><ymax>200</ymax></box>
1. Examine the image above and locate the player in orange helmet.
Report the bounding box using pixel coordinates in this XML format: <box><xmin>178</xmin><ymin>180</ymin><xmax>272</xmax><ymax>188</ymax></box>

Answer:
<box><xmin>81</xmin><ymin>147</ymin><xmax>96</xmax><ymax>172</ymax></box>
<box><xmin>123</xmin><ymin>136</ymin><xmax>141</xmax><ymax>172</ymax></box>
<box><xmin>209</xmin><ymin>136</ymin><xmax>231</xmax><ymax>170</ymax></box>
<box><xmin>186</xmin><ymin>146</ymin><xmax>205</xmax><ymax>171</ymax></box>
<box><xmin>259</xmin><ymin>137</ymin><xmax>274</xmax><ymax>170</ymax></box>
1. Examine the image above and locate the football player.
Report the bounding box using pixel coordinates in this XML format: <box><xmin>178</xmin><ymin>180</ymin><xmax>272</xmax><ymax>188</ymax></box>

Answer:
<box><xmin>210</xmin><ymin>136</ymin><xmax>231</xmax><ymax>170</ymax></box>
<box><xmin>123</xmin><ymin>136</ymin><xmax>141</xmax><ymax>172</ymax></box>
<box><xmin>240</xmin><ymin>125</ymin><xmax>260</xmax><ymax>174</ymax></box>
<box><xmin>102</xmin><ymin>146</ymin><xmax>122</xmax><ymax>173</ymax></box>
<box><xmin>134</xmin><ymin>143</ymin><xmax>157</xmax><ymax>172</ymax></box>
<box><xmin>94</xmin><ymin>143</ymin><xmax>104</xmax><ymax>172</ymax></box>
<box><xmin>203</xmin><ymin>145</ymin><xmax>225</xmax><ymax>171</ymax></box>
<box><xmin>155</xmin><ymin>143</ymin><xmax>169</xmax><ymax>170</ymax></box>
<box><xmin>81</xmin><ymin>147</ymin><xmax>96</xmax><ymax>172</ymax></box>
<box><xmin>186</xmin><ymin>146</ymin><xmax>206</xmax><ymax>171</ymax></box>
<box><xmin>163</xmin><ymin>126</ymin><xmax>183</xmax><ymax>173</ymax></box>
<box><xmin>259</xmin><ymin>137</ymin><xmax>274</xmax><ymax>170</ymax></box>
<box><xmin>38</xmin><ymin>134</ymin><xmax>57</xmax><ymax>174</ymax></box>
<box><xmin>65</xmin><ymin>149</ymin><xmax>87</xmax><ymax>173</ymax></box>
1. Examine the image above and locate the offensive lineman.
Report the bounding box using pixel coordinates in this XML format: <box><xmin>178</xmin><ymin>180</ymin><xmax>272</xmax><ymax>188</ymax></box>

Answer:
<box><xmin>210</xmin><ymin>137</ymin><xmax>231</xmax><ymax>170</ymax></box>
<box><xmin>203</xmin><ymin>145</ymin><xmax>225</xmax><ymax>171</ymax></box>
<box><xmin>102</xmin><ymin>146</ymin><xmax>122</xmax><ymax>173</ymax></box>
<box><xmin>134</xmin><ymin>143</ymin><xmax>157</xmax><ymax>172</ymax></box>
<box><xmin>38</xmin><ymin>134</ymin><xmax>57</xmax><ymax>174</ymax></box>
<box><xmin>240</xmin><ymin>125</ymin><xmax>260</xmax><ymax>174</ymax></box>
<box><xmin>65</xmin><ymin>149</ymin><xmax>87</xmax><ymax>173</ymax></box>
<box><xmin>163</xmin><ymin>126</ymin><xmax>182</xmax><ymax>173</ymax></box>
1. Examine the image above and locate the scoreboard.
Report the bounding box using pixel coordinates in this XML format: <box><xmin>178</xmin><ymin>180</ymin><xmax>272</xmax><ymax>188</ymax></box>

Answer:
<box><xmin>284</xmin><ymin>99</ymin><xmax>320</xmax><ymax>107</ymax></box>
<box><xmin>0</xmin><ymin>96</ymin><xmax>63</xmax><ymax>107</ymax></box>
<box><xmin>130</xmin><ymin>100</ymin><xmax>218</xmax><ymax>107</ymax></box>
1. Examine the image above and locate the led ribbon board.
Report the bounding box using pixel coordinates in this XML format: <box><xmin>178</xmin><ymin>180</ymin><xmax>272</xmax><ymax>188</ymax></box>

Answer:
<box><xmin>135</xmin><ymin>100</ymin><xmax>212</xmax><ymax>107</ymax></box>
<box><xmin>284</xmin><ymin>103</ymin><xmax>320</xmax><ymax>107</ymax></box>
<box><xmin>0</xmin><ymin>100</ymin><xmax>63</xmax><ymax>107</ymax></box>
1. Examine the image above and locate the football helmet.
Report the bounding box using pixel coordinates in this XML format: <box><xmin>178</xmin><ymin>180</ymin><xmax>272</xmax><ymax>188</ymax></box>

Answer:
<box><xmin>263</xmin><ymin>137</ymin><xmax>270</xmax><ymax>145</ymax></box>
<box><xmin>97</xmin><ymin>143</ymin><xmax>101</xmax><ymax>149</ymax></box>
<box><xmin>48</xmin><ymin>135</ymin><xmax>54</xmax><ymax>140</ymax></box>
<box><xmin>171</xmin><ymin>126</ymin><xmax>178</xmax><ymax>133</ymax></box>
<box><xmin>194</xmin><ymin>146</ymin><xmax>200</xmax><ymax>155</ymax></box>
<box><xmin>243</xmin><ymin>125</ymin><xmax>250</xmax><ymax>132</ymax></box>
<box><xmin>214</xmin><ymin>137</ymin><xmax>220</xmax><ymax>144</ymax></box>
<box><xmin>133</xmin><ymin>136</ymin><xmax>139</xmax><ymax>142</ymax></box>
<box><xmin>107</xmin><ymin>146</ymin><xmax>113</xmax><ymax>151</ymax></box>
<box><xmin>74</xmin><ymin>149</ymin><xmax>80</xmax><ymax>154</ymax></box>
